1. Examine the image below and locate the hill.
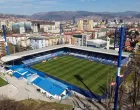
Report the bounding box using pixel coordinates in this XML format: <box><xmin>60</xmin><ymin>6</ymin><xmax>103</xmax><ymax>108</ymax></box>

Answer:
<box><xmin>0</xmin><ymin>13</ymin><xmax>28</xmax><ymax>19</ymax></box>
<box><xmin>0</xmin><ymin>11</ymin><xmax>140</xmax><ymax>21</ymax></box>
<box><xmin>31</xmin><ymin>11</ymin><xmax>140</xmax><ymax>21</ymax></box>
<box><xmin>31</xmin><ymin>11</ymin><xmax>115</xmax><ymax>20</ymax></box>
<box><xmin>0</xmin><ymin>98</ymin><xmax>73</xmax><ymax>110</ymax></box>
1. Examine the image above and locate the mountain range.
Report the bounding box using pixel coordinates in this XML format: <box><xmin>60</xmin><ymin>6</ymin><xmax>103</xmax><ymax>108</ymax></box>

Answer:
<box><xmin>1</xmin><ymin>11</ymin><xmax>140</xmax><ymax>21</ymax></box>
<box><xmin>31</xmin><ymin>11</ymin><xmax>140</xmax><ymax>21</ymax></box>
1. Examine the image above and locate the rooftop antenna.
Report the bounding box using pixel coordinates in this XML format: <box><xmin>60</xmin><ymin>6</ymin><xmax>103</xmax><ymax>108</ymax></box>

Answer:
<box><xmin>2</xmin><ymin>25</ymin><xmax>10</xmax><ymax>55</ymax></box>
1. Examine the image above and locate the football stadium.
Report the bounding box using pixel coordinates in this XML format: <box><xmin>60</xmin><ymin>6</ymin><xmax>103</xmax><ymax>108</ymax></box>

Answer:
<box><xmin>1</xmin><ymin>44</ymin><xmax>130</xmax><ymax>100</ymax></box>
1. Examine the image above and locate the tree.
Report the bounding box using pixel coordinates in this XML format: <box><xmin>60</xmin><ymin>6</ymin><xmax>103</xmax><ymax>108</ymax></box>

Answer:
<box><xmin>129</xmin><ymin>54</ymin><xmax>140</xmax><ymax>109</ymax></box>
<box><xmin>117</xmin><ymin>53</ymin><xmax>140</xmax><ymax>110</ymax></box>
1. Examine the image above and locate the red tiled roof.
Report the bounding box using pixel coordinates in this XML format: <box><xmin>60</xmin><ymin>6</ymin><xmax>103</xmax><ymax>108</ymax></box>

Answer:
<box><xmin>125</xmin><ymin>40</ymin><xmax>131</xmax><ymax>47</ymax></box>
<box><xmin>9</xmin><ymin>34</ymin><xmax>25</xmax><ymax>37</ymax></box>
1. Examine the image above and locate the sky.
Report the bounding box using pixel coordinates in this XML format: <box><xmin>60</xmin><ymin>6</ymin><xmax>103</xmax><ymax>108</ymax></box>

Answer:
<box><xmin>0</xmin><ymin>0</ymin><xmax>140</xmax><ymax>15</ymax></box>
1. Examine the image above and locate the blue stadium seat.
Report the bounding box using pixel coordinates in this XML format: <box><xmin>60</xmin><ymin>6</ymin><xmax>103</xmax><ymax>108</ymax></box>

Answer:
<box><xmin>13</xmin><ymin>72</ymin><xmax>22</xmax><ymax>79</ymax></box>
<box><xmin>32</xmin><ymin>77</ymin><xmax>68</xmax><ymax>96</ymax></box>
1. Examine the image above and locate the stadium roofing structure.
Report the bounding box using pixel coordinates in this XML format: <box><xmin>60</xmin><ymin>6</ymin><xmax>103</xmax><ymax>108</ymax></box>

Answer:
<box><xmin>1</xmin><ymin>44</ymin><xmax>130</xmax><ymax>63</ymax></box>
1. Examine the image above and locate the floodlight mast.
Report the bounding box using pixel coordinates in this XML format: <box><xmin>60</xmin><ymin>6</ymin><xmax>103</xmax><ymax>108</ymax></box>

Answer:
<box><xmin>114</xmin><ymin>26</ymin><xmax>125</xmax><ymax>110</ymax></box>
<box><xmin>60</xmin><ymin>24</ymin><xmax>63</xmax><ymax>44</ymax></box>
<box><xmin>2</xmin><ymin>25</ymin><xmax>10</xmax><ymax>55</ymax></box>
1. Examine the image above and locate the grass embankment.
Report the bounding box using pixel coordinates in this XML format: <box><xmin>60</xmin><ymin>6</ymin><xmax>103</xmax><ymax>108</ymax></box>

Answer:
<box><xmin>0</xmin><ymin>77</ymin><xmax>8</xmax><ymax>87</ymax></box>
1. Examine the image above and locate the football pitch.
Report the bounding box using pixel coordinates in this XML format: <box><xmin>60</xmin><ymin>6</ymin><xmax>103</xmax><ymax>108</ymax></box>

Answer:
<box><xmin>32</xmin><ymin>55</ymin><xmax>117</xmax><ymax>95</ymax></box>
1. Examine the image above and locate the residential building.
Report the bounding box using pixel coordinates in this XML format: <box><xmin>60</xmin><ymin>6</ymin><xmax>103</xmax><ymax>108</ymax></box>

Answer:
<box><xmin>78</xmin><ymin>19</ymin><xmax>84</xmax><ymax>31</ymax></box>
<box><xmin>29</xmin><ymin>37</ymin><xmax>46</xmax><ymax>49</ymax></box>
<box><xmin>71</xmin><ymin>34</ymin><xmax>87</xmax><ymax>46</ymax></box>
<box><xmin>0</xmin><ymin>38</ymin><xmax>6</xmax><ymax>57</ymax></box>
<box><xmin>78</xmin><ymin>19</ymin><xmax>93</xmax><ymax>31</ymax></box>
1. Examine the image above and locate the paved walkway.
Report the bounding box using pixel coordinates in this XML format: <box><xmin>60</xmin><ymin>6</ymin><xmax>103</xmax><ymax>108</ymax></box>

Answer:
<box><xmin>0</xmin><ymin>74</ymin><xmax>107</xmax><ymax>110</ymax></box>
<box><xmin>0</xmin><ymin>84</ymin><xmax>18</xmax><ymax>98</ymax></box>
<box><xmin>0</xmin><ymin>74</ymin><xmax>73</xmax><ymax>105</ymax></box>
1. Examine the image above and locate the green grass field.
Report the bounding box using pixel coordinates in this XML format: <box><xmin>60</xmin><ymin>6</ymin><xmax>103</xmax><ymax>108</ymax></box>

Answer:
<box><xmin>0</xmin><ymin>77</ymin><xmax>8</xmax><ymax>87</ymax></box>
<box><xmin>32</xmin><ymin>55</ymin><xmax>117</xmax><ymax>95</ymax></box>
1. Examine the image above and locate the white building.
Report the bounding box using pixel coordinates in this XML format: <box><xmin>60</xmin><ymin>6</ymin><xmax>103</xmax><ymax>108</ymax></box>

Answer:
<box><xmin>43</xmin><ymin>22</ymin><xmax>60</xmax><ymax>33</ymax></box>
<box><xmin>87</xmin><ymin>39</ymin><xmax>107</xmax><ymax>48</ymax></box>
<box><xmin>0</xmin><ymin>20</ymin><xmax>7</xmax><ymax>27</ymax></box>
<box><xmin>32</xmin><ymin>24</ymin><xmax>38</xmax><ymax>33</ymax></box>
<box><xmin>95</xmin><ymin>28</ymin><xmax>108</xmax><ymax>38</ymax></box>
<box><xmin>106</xmin><ymin>37</ymin><xmax>110</xmax><ymax>50</ymax></box>
<box><xmin>20</xmin><ymin>26</ymin><xmax>25</xmax><ymax>34</ymax></box>
<box><xmin>8</xmin><ymin>21</ymin><xmax>15</xmax><ymax>30</ymax></box>
<box><xmin>12</xmin><ymin>22</ymin><xmax>32</xmax><ymax>33</ymax></box>
<box><xmin>29</xmin><ymin>37</ymin><xmax>46</xmax><ymax>49</ymax></box>
<box><xmin>7</xmin><ymin>35</ymin><xmax>30</xmax><ymax>48</ymax></box>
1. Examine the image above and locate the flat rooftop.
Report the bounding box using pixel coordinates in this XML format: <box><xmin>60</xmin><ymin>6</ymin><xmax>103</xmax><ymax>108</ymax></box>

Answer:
<box><xmin>1</xmin><ymin>44</ymin><xmax>131</xmax><ymax>62</ymax></box>
<box><xmin>87</xmin><ymin>39</ymin><xmax>107</xmax><ymax>44</ymax></box>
